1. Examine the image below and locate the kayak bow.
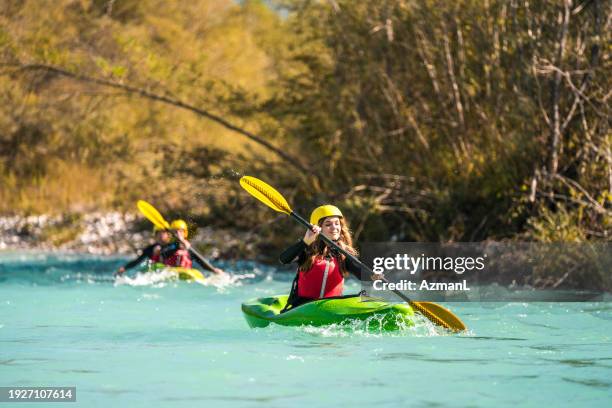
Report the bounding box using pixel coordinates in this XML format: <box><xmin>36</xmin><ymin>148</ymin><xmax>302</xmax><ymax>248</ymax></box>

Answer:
<box><xmin>150</xmin><ymin>263</ymin><xmax>205</xmax><ymax>281</ymax></box>
<box><xmin>242</xmin><ymin>295</ymin><xmax>415</xmax><ymax>330</ymax></box>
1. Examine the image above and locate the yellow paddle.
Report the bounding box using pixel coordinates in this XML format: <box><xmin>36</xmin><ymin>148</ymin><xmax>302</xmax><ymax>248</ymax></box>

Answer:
<box><xmin>137</xmin><ymin>200</ymin><xmax>170</xmax><ymax>230</ymax></box>
<box><xmin>136</xmin><ymin>200</ymin><xmax>217</xmax><ymax>274</ymax></box>
<box><xmin>240</xmin><ymin>176</ymin><xmax>467</xmax><ymax>332</ymax></box>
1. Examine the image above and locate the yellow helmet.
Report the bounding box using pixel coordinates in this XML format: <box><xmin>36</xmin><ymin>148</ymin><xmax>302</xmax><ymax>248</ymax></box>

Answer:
<box><xmin>310</xmin><ymin>205</ymin><xmax>343</xmax><ymax>225</ymax></box>
<box><xmin>170</xmin><ymin>219</ymin><xmax>189</xmax><ymax>238</ymax></box>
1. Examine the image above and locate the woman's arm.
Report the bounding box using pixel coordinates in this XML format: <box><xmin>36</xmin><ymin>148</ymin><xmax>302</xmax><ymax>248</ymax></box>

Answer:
<box><xmin>279</xmin><ymin>240</ymin><xmax>307</xmax><ymax>264</ymax></box>
<box><xmin>280</xmin><ymin>226</ymin><xmax>321</xmax><ymax>264</ymax></box>
<box><xmin>116</xmin><ymin>244</ymin><xmax>157</xmax><ymax>275</ymax></box>
<box><xmin>160</xmin><ymin>242</ymin><xmax>179</xmax><ymax>258</ymax></box>
<box><xmin>344</xmin><ymin>255</ymin><xmax>382</xmax><ymax>281</ymax></box>
<box><xmin>344</xmin><ymin>255</ymin><xmax>363</xmax><ymax>280</ymax></box>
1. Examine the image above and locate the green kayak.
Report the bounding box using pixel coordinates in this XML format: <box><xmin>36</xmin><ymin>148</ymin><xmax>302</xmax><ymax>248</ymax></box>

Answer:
<box><xmin>241</xmin><ymin>295</ymin><xmax>415</xmax><ymax>330</ymax></box>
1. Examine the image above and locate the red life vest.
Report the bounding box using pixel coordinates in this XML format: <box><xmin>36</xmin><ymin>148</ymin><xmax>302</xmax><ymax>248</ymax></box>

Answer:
<box><xmin>297</xmin><ymin>256</ymin><xmax>344</xmax><ymax>299</ymax></box>
<box><xmin>163</xmin><ymin>249</ymin><xmax>193</xmax><ymax>269</ymax></box>
<box><xmin>150</xmin><ymin>245</ymin><xmax>161</xmax><ymax>263</ymax></box>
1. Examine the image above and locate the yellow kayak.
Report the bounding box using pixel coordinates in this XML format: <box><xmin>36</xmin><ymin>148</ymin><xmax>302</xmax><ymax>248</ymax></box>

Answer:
<box><xmin>150</xmin><ymin>263</ymin><xmax>205</xmax><ymax>281</ymax></box>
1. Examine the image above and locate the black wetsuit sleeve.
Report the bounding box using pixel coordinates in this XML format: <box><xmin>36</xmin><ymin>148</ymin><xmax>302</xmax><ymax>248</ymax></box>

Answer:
<box><xmin>279</xmin><ymin>240</ymin><xmax>307</xmax><ymax>264</ymax></box>
<box><xmin>160</xmin><ymin>242</ymin><xmax>179</xmax><ymax>258</ymax></box>
<box><xmin>123</xmin><ymin>244</ymin><xmax>157</xmax><ymax>270</ymax></box>
<box><xmin>345</xmin><ymin>256</ymin><xmax>363</xmax><ymax>280</ymax></box>
<box><xmin>189</xmin><ymin>249</ymin><xmax>216</xmax><ymax>272</ymax></box>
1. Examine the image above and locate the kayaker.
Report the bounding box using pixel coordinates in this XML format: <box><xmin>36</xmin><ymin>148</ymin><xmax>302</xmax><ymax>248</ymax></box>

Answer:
<box><xmin>115</xmin><ymin>226</ymin><xmax>171</xmax><ymax>276</ymax></box>
<box><xmin>279</xmin><ymin>205</ymin><xmax>361</xmax><ymax>310</ymax></box>
<box><xmin>161</xmin><ymin>219</ymin><xmax>225</xmax><ymax>275</ymax></box>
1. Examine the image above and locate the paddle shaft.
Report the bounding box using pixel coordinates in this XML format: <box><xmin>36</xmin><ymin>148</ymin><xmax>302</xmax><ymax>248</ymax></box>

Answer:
<box><xmin>289</xmin><ymin>212</ymin><xmax>414</xmax><ymax>304</ymax></box>
<box><xmin>190</xmin><ymin>246</ymin><xmax>217</xmax><ymax>271</ymax></box>
<box><xmin>166</xmin><ymin>230</ymin><xmax>217</xmax><ymax>272</ymax></box>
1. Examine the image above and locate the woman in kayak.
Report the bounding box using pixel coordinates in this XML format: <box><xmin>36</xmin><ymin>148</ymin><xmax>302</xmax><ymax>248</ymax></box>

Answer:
<box><xmin>115</xmin><ymin>226</ymin><xmax>171</xmax><ymax>276</ymax></box>
<box><xmin>161</xmin><ymin>219</ymin><xmax>225</xmax><ymax>275</ymax></box>
<box><xmin>279</xmin><ymin>205</ymin><xmax>361</xmax><ymax>310</ymax></box>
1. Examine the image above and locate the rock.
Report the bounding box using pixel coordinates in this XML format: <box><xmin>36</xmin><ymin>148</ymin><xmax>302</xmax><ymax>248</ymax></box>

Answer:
<box><xmin>0</xmin><ymin>212</ymin><xmax>261</xmax><ymax>259</ymax></box>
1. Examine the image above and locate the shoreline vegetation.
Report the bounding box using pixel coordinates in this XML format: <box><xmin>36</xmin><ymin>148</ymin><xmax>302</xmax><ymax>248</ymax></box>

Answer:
<box><xmin>1</xmin><ymin>212</ymin><xmax>610</xmax><ymax>293</ymax></box>
<box><xmin>0</xmin><ymin>2</ymin><xmax>609</xmax><ymax>290</ymax></box>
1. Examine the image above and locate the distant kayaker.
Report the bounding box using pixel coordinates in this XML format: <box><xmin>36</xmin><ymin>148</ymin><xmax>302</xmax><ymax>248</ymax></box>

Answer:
<box><xmin>115</xmin><ymin>226</ymin><xmax>171</xmax><ymax>276</ymax></box>
<box><xmin>279</xmin><ymin>205</ymin><xmax>361</xmax><ymax>310</ymax></box>
<box><xmin>161</xmin><ymin>219</ymin><xmax>225</xmax><ymax>276</ymax></box>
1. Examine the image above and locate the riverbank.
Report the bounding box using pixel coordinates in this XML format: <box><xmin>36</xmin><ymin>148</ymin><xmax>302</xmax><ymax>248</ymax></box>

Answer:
<box><xmin>0</xmin><ymin>213</ymin><xmax>259</xmax><ymax>260</ymax></box>
<box><xmin>2</xmin><ymin>213</ymin><xmax>609</xmax><ymax>292</ymax></box>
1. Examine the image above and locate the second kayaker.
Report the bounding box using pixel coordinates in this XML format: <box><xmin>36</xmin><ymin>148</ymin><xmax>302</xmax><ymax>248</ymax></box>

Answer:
<box><xmin>161</xmin><ymin>219</ymin><xmax>225</xmax><ymax>276</ymax></box>
<box><xmin>279</xmin><ymin>205</ymin><xmax>361</xmax><ymax>311</ymax></box>
<box><xmin>115</xmin><ymin>225</ymin><xmax>172</xmax><ymax>276</ymax></box>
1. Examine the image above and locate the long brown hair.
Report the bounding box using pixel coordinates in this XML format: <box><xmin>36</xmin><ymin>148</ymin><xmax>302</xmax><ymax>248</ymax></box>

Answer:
<box><xmin>298</xmin><ymin>216</ymin><xmax>358</xmax><ymax>277</ymax></box>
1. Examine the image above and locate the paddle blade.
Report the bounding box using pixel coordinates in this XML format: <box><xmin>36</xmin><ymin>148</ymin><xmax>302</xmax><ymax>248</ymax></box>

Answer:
<box><xmin>137</xmin><ymin>200</ymin><xmax>170</xmax><ymax>229</ymax></box>
<box><xmin>240</xmin><ymin>176</ymin><xmax>292</xmax><ymax>215</ymax></box>
<box><xmin>410</xmin><ymin>301</ymin><xmax>467</xmax><ymax>332</ymax></box>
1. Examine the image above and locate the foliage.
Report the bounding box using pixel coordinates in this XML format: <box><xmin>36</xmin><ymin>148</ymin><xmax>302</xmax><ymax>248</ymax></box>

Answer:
<box><xmin>0</xmin><ymin>0</ymin><xmax>286</xmax><ymax>214</ymax></box>
<box><xmin>0</xmin><ymin>0</ymin><xmax>609</xmax><ymax>251</ymax></box>
<box><xmin>264</xmin><ymin>0</ymin><xmax>610</xmax><ymax>242</ymax></box>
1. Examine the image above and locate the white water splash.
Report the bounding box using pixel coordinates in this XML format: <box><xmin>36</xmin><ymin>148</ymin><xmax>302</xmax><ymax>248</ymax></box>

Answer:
<box><xmin>113</xmin><ymin>270</ymin><xmax>177</xmax><ymax>288</ymax></box>
<box><xmin>114</xmin><ymin>267</ymin><xmax>256</xmax><ymax>291</ymax></box>
<box><xmin>296</xmin><ymin>313</ymin><xmax>451</xmax><ymax>338</ymax></box>
<box><xmin>194</xmin><ymin>271</ymin><xmax>256</xmax><ymax>291</ymax></box>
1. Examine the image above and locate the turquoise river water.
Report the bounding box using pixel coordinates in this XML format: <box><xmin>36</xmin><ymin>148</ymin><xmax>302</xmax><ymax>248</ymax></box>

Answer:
<box><xmin>1</xmin><ymin>252</ymin><xmax>611</xmax><ymax>407</ymax></box>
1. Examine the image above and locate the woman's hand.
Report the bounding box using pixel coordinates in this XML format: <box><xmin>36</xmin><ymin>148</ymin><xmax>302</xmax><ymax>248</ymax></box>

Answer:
<box><xmin>114</xmin><ymin>266</ymin><xmax>125</xmax><ymax>277</ymax></box>
<box><xmin>176</xmin><ymin>234</ymin><xmax>191</xmax><ymax>250</ymax></box>
<box><xmin>303</xmin><ymin>225</ymin><xmax>321</xmax><ymax>245</ymax></box>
